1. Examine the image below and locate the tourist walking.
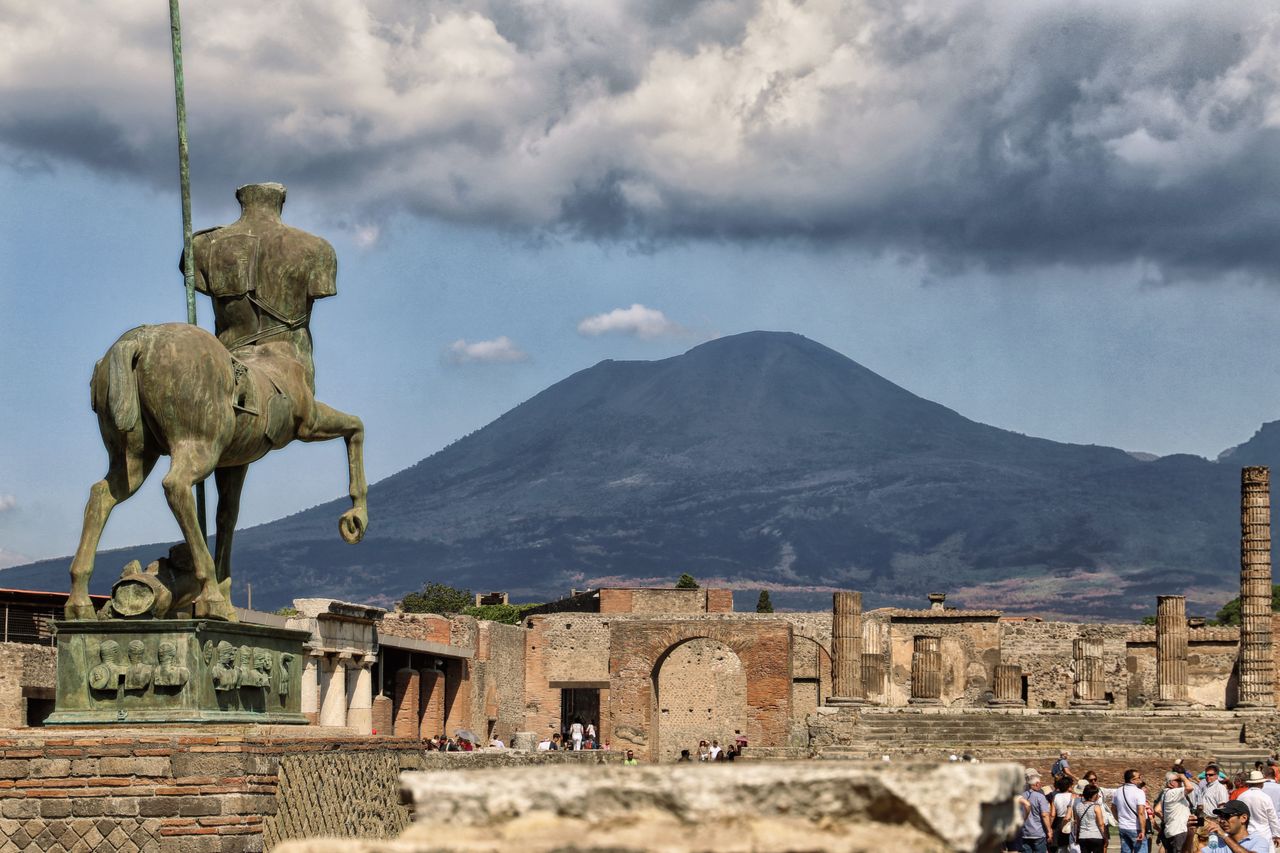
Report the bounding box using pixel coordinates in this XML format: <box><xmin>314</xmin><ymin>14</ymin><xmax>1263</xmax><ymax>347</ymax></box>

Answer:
<box><xmin>1113</xmin><ymin>769</ymin><xmax>1150</xmax><ymax>853</ymax></box>
<box><xmin>1235</xmin><ymin>771</ymin><xmax>1280</xmax><ymax>844</ymax></box>
<box><xmin>1052</xmin><ymin>751</ymin><xmax>1073</xmax><ymax>783</ymax></box>
<box><xmin>1073</xmin><ymin>784</ymin><xmax>1108</xmax><ymax>853</ymax></box>
<box><xmin>1017</xmin><ymin>769</ymin><xmax>1052</xmax><ymax>853</ymax></box>
<box><xmin>1153</xmin><ymin>771</ymin><xmax>1195</xmax><ymax>853</ymax></box>
<box><xmin>570</xmin><ymin>718</ymin><xmax>584</xmax><ymax>751</ymax></box>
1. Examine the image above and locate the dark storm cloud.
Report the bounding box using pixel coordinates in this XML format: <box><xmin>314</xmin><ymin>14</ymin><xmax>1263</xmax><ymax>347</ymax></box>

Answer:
<box><xmin>2</xmin><ymin>0</ymin><xmax>1279</xmax><ymax>278</ymax></box>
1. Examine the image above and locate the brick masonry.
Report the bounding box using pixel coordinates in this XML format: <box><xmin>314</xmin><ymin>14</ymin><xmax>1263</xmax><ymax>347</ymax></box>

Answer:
<box><xmin>0</xmin><ymin>644</ymin><xmax>54</xmax><ymax>729</ymax></box>
<box><xmin>608</xmin><ymin>618</ymin><xmax>791</xmax><ymax>761</ymax></box>
<box><xmin>0</xmin><ymin>730</ymin><xmax>621</xmax><ymax>853</ymax></box>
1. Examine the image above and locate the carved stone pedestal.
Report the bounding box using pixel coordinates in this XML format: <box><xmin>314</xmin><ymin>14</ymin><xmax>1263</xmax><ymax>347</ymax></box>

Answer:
<box><xmin>48</xmin><ymin>619</ymin><xmax>308</xmax><ymax>725</ymax></box>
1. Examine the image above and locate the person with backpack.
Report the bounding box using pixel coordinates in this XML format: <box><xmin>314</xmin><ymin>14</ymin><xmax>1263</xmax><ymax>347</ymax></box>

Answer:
<box><xmin>1052</xmin><ymin>751</ymin><xmax>1073</xmax><ymax>783</ymax></box>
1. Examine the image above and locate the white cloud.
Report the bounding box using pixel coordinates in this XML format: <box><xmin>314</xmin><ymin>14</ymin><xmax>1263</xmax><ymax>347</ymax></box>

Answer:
<box><xmin>0</xmin><ymin>548</ymin><xmax>28</xmax><ymax>570</ymax></box>
<box><xmin>2</xmin><ymin>2</ymin><xmax>1280</xmax><ymax>277</ymax></box>
<box><xmin>577</xmin><ymin>304</ymin><xmax>684</xmax><ymax>339</ymax></box>
<box><xmin>353</xmin><ymin>224</ymin><xmax>381</xmax><ymax>249</ymax></box>
<box><xmin>445</xmin><ymin>336</ymin><xmax>529</xmax><ymax>365</ymax></box>
<box><xmin>0</xmin><ymin>494</ymin><xmax>15</xmax><ymax>513</ymax></box>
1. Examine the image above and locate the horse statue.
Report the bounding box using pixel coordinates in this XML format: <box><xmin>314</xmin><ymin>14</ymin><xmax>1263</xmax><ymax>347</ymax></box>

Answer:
<box><xmin>64</xmin><ymin>183</ymin><xmax>367</xmax><ymax>621</ymax></box>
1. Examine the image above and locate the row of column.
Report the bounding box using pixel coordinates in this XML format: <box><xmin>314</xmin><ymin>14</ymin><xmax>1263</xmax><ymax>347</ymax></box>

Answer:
<box><xmin>829</xmin><ymin>592</ymin><xmax>1205</xmax><ymax>708</ymax></box>
<box><xmin>300</xmin><ymin>650</ymin><xmax>377</xmax><ymax>733</ymax></box>
<box><xmin>392</xmin><ymin>666</ymin><xmax>447</xmax><ymax>739</ymax></box>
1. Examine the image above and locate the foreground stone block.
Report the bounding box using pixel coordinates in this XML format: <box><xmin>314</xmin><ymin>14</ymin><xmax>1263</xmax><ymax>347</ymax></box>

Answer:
<box><xmin>275</xmin><ymin>761</ymin><xmax>1022</xmax><ymax>853</ymax></box>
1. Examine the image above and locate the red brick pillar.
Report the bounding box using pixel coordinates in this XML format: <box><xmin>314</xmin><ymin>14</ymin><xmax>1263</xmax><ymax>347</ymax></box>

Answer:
<box><xmin>419</xmin><ymin>668</ymin><xmax>445</xmax><ymax>740</ymax></box>
<box><xmin>394</xmin><ymin>668</ymin><xmax>420</xmax><ymax>738</ymax></box>
<box><xmin>371</xmin><ymin>694</ymin><xmax>393</xmax><ymax>737</ymax></box>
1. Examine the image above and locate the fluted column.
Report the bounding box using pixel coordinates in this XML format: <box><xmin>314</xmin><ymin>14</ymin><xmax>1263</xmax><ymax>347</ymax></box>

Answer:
<box><xmin>861</xmin><ymin>620</ymin><xmax>884</xmax><ymax>704</ymax></box>
<box><xmin>319</xmin><ymin>653</ymin><xmax>349</xmax><ymax>727</ymax></box>
<box><xmin>347</xmin><ymin>654</ymin><xmax>375</xmax><ymax>735</ymax></box>
<box><xmin>394</xmin><ymin>667</ymin><xmax>420</xmax><ymax>738</ymax></box>
<box><xmin>1070</xmin><ymin>638</ymin><xmax>1108</xmax><ymax>707</ymax></box>
<box><xmin>1238</xmin><ymin>466</ymin><xmax>1274</xmax><ymax>708</ymax></box>
<box><xmin>990</xmin><ymin>663</ymin><xmax>1024</xmax><ymax>706</ymax></box>
<box><xmin>301</xmin><ymin>649</ymin><xmax>323</xmax><ymax>724</ymax></box>
<box><xmin>909</xmin><ymin>635</ymin><xmax>942</xmax><ymax>705</ymax></box>
<box><xmin>419</xmin><ymin>667</ymin><xmax>445</xmax><ymax>739</ymax></box>
<box><xmin>1155</xmin><ymin>596</ymin><xmax>1190</xmax><ymax>707</ymax></box>
<box><xmin>828</xmin><ymin>591</ymin><xmax>866</xmax><ymax>705</ymax></box>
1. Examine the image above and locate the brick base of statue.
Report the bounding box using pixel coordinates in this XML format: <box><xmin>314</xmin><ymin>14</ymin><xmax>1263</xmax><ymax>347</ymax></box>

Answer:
<box><xmin>47</xmin><ymin>619</ymin><xmax>309</xmax><ymax>726</ymax></box>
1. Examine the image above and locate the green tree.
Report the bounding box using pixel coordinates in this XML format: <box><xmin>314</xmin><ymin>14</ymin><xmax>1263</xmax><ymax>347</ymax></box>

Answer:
<box><xmin>1212</xmin><ymin>584</ymin><xmax>1280</xmax><ymax>626</ymax></box>
<box><xmin>274</xmin><ymin>606</ymin><xmax>298</xmax><ymax>617</ymax></box>
<box><xmin>756</xmin><ymin>590</ymin><xmax>774</xmax><ymax>613</ymax></box>
<box><xmin>400</xmin><ymin>581</ymin><xmax>473</xmax><ymax>615</ymax></box>
<box><xmin>675</xmin><ymin>573</ymin><xmax>699</xmax><ymax>589</ymax></box>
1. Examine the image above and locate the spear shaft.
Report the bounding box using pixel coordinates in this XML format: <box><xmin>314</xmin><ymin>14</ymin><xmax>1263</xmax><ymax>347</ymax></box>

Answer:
<box><xmin>168</xmin><ymin>0</ymin><xmax>207</xmax><ymax>535</ymax></box>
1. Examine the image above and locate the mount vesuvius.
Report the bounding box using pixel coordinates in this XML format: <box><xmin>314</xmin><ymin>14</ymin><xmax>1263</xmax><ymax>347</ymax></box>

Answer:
<box><xmin>2</xmin><ymin>331</ymin><xmax>1265</xmax><ymax>619</ymax></box>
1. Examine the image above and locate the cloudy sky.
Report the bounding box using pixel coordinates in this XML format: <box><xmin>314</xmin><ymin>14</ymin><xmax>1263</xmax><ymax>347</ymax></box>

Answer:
<box><xmin>4</xmin><ymin>0</ymin><xmax>1280</xmax><ymax>567</ymax></box>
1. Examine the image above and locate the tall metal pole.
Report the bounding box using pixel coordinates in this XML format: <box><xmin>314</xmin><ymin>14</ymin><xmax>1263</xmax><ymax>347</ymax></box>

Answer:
<box><xmin>168</xmin><ymin>0</ymin><xmax>207</xmax><ymax>536</ymax></box>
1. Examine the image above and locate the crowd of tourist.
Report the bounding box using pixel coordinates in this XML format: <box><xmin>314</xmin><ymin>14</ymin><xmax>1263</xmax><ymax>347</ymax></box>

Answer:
<box><xmin>1008</xmin><ymin>750</ymin><xmax>1280</xmax><ymax>852</ymax></box>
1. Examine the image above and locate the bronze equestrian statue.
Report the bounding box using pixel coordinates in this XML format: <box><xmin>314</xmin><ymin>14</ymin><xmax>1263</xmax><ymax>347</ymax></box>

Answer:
<box><xmin>65</xmin><ymin>183</ymin><xmax>367</xmax><ymax>621</ymax></box>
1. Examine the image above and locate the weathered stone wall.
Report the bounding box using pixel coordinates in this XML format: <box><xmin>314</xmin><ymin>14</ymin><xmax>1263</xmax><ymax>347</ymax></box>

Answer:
<box><xmin>999</xmin><ymin>621</ymin><xmax>1134</xmax><ymax>708</ymax></box>
<box><xmin>882</xmin><ymin>620</ymin><xmax>1000</xmax><ymax>706</ymax></box>
<box><xmin>654</xmin><ymin>638</ymin><xmax>747</xmax><ymax>760</ymax></box>
<box><xmin>1124</xmin><ymin>632</ymin><xmax>1239</xmax><ymax>709</ymax></box>
<box><xmin>377</xmin><ymin>612</ymin><xmax>453</xmax><ymax>645</ymax></box>
<box><xmin>0</xmin><ymin>643</ymin><xmax>55</xmax><ymax>728</ymax></box>
<box><xmin>469</xmin><ymin>621</ymin><xmax>525</xmax><ymax>743</ymax></box>
<box><xmin>276</xmin><ymin>761</ymin><xmax>1024</xmax><ymax>853</ymax></box>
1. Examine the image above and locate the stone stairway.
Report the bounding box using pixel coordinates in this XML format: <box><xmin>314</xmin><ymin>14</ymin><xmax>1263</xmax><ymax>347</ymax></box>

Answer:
<box><xmin>812</xmin><ymin>709</ymin><xmax>1267</xmax><ymax>769</ymax></box>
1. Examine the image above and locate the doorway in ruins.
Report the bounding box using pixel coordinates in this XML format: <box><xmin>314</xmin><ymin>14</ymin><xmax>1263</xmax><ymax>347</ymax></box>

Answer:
<box><xmin>560</xmin><ymin>688</ymin><xmax>599</xmax><ymax>744</ymax></box>
<box><xmin>652</xmin><ymin>637</ymin><xmax>747</xmax><ymax>762</ymax></box>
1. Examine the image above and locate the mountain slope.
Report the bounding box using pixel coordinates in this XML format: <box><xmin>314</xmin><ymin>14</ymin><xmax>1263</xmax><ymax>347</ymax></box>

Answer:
<box><xmin>1</xmin><ymin>331</ymin><xmax>1256</xmax><ymax>619</ymax></box>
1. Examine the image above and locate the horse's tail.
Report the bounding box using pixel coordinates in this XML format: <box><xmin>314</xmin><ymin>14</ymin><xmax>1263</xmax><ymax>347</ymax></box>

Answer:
<box><xmin>106</xmin><ymin>337</ymin><xmax>142</xmax><ymax>433</ymax></box>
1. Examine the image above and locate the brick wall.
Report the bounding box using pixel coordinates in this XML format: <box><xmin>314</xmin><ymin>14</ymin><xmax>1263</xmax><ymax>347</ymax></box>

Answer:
<box><xmin>608</xmin><ymin>618</ymin><xmax>791</xmax><ymax>761</ymax></box>
<box><xmin>0</xmin><ymin>730</ymin><xmax>621</xmax><ymax>853</ymax></box>
<box><xmin>654</xmin><ymin>637</ymin><xmax>747</xmax><ymax>760</ymax></box>
<box><xmin>0</xmin><ymin>643</ymin><xmax>55</xmax><ymax>728</ymax></box>
<box><xmin>470</xmin><ymin>622</ymin><xmax>525</xmax><ymax>744</ymax></box>
<box><xmin>377</xmin><ymin>613</ymin><xmax>452</xmax><ymax>645</ymax></box>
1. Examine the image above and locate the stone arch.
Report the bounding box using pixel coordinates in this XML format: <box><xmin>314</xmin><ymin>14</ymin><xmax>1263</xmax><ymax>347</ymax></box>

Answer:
<box><xmin>652</xmin><ymin>637</ymin><xmax>748</xmax><ymax>762</ymax></box>
<box><xmin>607</xmin><ymin>619</ymin><xmax>791</xmax><ymax>761</ymax></box>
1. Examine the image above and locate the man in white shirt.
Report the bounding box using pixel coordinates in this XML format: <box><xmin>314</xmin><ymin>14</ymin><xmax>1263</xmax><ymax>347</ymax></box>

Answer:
<box><xmin>1112</xmin><ymin>769</ymin><xmax>1149</xmax><ymax>853</ymax></box>
<box><xmin>1262</xmin><ymin>771</ymin><xmax>1280</xmax><ymax>817</ymax></box>
<box><xmin>709</xmin><ymin>740</ymin><xmax>722</xmax><ymax>760</ymax></box>
<box><xmin>1236</xmin><ymin>771</ymin><xmax>1280</xmax><ymax>844</ymax></box>
<box><xmin>537</xmin><ymin>737</ymin><xmax>552</xmax><ymax>751</ymax></box>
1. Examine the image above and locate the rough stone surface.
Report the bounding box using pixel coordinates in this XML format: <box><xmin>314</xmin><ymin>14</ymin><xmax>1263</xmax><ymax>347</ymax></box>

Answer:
<box><xmin>272</xmin><ymin>761</ymin><xmax>1022</xmax><ymax>853</ymax></box>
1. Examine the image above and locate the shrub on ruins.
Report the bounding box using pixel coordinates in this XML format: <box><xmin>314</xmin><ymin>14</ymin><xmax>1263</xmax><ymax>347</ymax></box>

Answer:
<box><xmin>400</xmin><ymin>581</ymin><xmax>474</xmax><ymax>615</ymax></box>
<box><xmin>675</xmin><ymin>573</ymin><xmax>699</xmax><ymax>589</ymax></box>
<box><xmin>463</xmin><ymin>602</ymin><xmax>544</xmax><ymax>625</ymax></box>
<box><xmin>756</xmin><ymin>590</ymin><xmax>774</xmax><ymax>613</ymax></box>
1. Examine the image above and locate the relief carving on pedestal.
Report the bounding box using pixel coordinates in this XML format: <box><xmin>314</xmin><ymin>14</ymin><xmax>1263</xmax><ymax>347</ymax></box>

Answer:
<box><xmin>154</xmin><ymin>641</ymin><xmax>190</xmax><ymax>689</ymax></box>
